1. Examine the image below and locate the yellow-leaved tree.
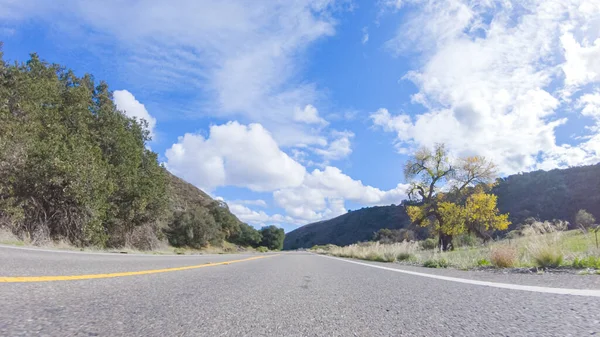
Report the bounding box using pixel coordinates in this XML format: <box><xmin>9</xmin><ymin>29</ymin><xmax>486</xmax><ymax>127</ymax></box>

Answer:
<box><xmin>404</xmin><ymin>144</ymin><xmax>510</xmax><ymax>250</ymax></box>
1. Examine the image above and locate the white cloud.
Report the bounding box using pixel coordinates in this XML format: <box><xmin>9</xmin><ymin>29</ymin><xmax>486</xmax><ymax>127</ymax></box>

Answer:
<box><xmin>227</xmin><ymin>202</ymin><xmax>305</xmax><ymax>227</ymax></box>
<box><xmin>293</xmin><ymin>104</ymin><xmax>328</xmax><ymax>125</ymax></box>
<box><xmin>273</xmin><ymin>166</ymin><xmax>409</xmax><ymax>222</ymax></box>
<box><xmin>230</xmin><ymin>199</ymin><xmax>268</xmax><ymax>208</ymax></box>
<box><xmin>313</xmin><ymin>130</ymin><xmax>354</xmax><ymax>161</ymax></box>
<box><xmin>0</xmin><ymin>0</ymin><xmax>343</xmax><ymax>147</ymax></box>
<box><xmin>165</xmin><ymin>121</ymin><xmax>306</xmax><ymax>192</ymax></box>
<box><xmin>361</xmin><ymin>26</ymin><xmax>369</xmax><ymax>44</ymax></box>
<box><xmin>113</xmin><ymin>90</ymin><xmax>157</xmax><ymax>138</ymax></box>
<box><xmin>375</xmin><ymin>0</ymin><xmax>600</xmax><ymax>174</ymax></box>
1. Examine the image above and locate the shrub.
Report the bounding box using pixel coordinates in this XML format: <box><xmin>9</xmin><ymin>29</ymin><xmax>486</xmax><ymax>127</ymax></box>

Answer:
<box><xmin>454</xmin><ymin>234</ymin><xmax>479</xmax><ymax>248</ymax></box>
<box><xmin>256</xmin><ymin>246</ymin><xmax>269</xmax><ymax>253</ymax></box>
<box><xmin>382</xmin><ymin>251</ymin><xmax>397</xmax><ymax>262</ymax></box>
<box><xmin>490</xmin><ymin>246</ymin><xmax>517</xmax><ymax>268</ymax></box>
<box><xmin>397</xmin><ymin>252</ymin><xmax>413</xmax><ymax>261</ymax></box>
<box><xmin>365</xmin><ymin>252</ymin><xmax>386</xmax><ymax>262</ymax></box>
<box><xmin>423</xmin><ymin>258</ymin><xmax>448</xmax><ymax>268</ymax></box>
<box><xmin>572</xmin><ymin>256</ymin><xmax>600</xmax><ymax>269</ymax></box>
<box><xmin>531</xmin><ymin>247</ymin><xmax>563</xmax><ymax>268</ymax></box>
<box><xmin>477</xmin><ymin>258</ymin><xmax>491</xmax><ymax>267</ymax></box>
<box><xmin>575</xmin><ymin>209</ymin><xmax>596</xmax><ymax>230</ymax></box>
<box><xmin>420</xmin><ymin>238</ymin><xmax>437</xmax><ymax>250</ymax></box>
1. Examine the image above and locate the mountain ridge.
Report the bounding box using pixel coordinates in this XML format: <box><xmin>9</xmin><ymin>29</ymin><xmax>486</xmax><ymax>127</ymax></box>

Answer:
<box><xmin>284</xmin><ymin>163</ymin><xmax>600</xmax><ymax>249</ymax></box>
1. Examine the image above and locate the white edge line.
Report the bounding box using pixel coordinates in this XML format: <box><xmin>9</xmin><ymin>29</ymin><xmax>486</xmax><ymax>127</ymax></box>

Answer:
<box><xmin>317</xmin><ymin>254</ymin><xmax>600</xmax><ymax>297</ymax></box>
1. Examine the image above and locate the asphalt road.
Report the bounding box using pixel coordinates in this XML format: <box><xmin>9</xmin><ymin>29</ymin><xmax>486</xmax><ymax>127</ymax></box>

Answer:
<box><xmin>1</xmin><ymin>245</ymin><xmax>599</xmax><ymax>337</ymax></box>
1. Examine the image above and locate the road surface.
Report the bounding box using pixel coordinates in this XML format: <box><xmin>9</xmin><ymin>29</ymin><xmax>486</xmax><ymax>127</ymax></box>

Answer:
<box><xmin>1</xmin><ymin>245</ymin><xmax>599</xmax><ymax>336</ymax></box>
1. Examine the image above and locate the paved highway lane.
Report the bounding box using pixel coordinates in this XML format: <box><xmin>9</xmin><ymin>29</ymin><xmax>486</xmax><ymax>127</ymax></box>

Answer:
<box><xmin>1</xmin><ymin>246</ymin><xmax>599</xmax><ymax>336</ymax></box>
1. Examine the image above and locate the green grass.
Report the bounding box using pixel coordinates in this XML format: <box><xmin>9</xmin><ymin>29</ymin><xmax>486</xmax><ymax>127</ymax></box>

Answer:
<box><xmin>572</xmin><ymin>256</ymin><xmax>600</xmax><ymax>269</ymax></box>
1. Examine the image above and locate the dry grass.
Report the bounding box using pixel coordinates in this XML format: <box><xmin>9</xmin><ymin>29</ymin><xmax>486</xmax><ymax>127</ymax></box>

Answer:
<box><xmin>317</xmin><ymin>230</ymin><xmax>599</xmax><ymax>270</ymax></box>
<box><xmin>326</xmin><ymin>241</ymin><xmax>418</xmax><ymax>262</ymax></box>
<box><xmin>525</xmin><ymin>232</ymin><xmax>564</xmax><ymax>268</ymax></box>
<box><xmin>490</xmin><ymin>245</ymin><xmax>518</xmax><ymax>268</ymax></box>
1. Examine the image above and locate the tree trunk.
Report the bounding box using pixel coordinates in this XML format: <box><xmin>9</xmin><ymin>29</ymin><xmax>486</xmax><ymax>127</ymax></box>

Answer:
<box><xmin>438</xmin><ymin>233</ymin><xmax>454</xmax><ymax>251</ymax></box>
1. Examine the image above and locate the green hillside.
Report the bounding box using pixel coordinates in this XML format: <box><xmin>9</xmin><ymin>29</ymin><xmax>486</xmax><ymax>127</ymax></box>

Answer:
<box><xmin>284</xmin><ymin>163</ymin><xmax>600</xmax><ymax>249</ymax></box>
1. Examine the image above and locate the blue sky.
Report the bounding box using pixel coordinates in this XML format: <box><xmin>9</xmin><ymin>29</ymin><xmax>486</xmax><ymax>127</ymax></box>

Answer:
<box><xmin>2</xmin><ymin>0</ymin><xmax>600</xmax><ymax>232</ymax></box>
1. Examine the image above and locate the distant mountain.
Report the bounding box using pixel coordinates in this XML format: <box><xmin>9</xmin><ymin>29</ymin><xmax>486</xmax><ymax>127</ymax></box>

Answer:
<box><xmin>283</xmin><ymin>204</ymin><xmax>425</xmax><ymax>250</ymax></box>
<box><xmin>284</xmin><ymin>163</ymin><xmax>600</xmax><ymax>249</ymax></box>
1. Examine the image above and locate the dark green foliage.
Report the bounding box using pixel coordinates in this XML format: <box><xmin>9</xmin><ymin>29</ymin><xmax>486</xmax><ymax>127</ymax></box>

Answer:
<box><xmin>260</xmin><ymin>225</ymin><xmax>285</xmax><ymax>250</ymax></box>
<box><xmin>373</xmin><ymin>228</ymin><xmax>415</xmax><ymax>243</ymax></box>
<box><xmin>0</xmin><ymin>49</ymin><xmax>253</xmax><ymax>250</ymax></box>
<box><xmin>164</xmin><ymin>209</ymin><xmax>221</xmax><ymax>248</ymax></box>
<box><xmin>230</xmin><ymin>222</ymin><xmax>263</xmax><ymax>247</ymax></box>
<box><xmin>493</xmin><ymin>164</ymin><xmax>600</xmax><ymax>229</ymax></box>
<box><xmin>0</xmin><ymin>51</ymin><xmax>166</xmax><ymax>247</ymax></box>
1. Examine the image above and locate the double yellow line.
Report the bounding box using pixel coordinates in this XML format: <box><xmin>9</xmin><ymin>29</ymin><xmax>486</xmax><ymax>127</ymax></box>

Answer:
<box><xmin>0</xmin><ymin>254</ymin><xmax>277</xmax><ymax>283</ymax></box>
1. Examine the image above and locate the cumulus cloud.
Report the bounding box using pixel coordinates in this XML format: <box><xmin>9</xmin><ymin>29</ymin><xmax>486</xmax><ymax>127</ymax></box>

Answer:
<box><xmin>374</xmin><ymin>0</ymin><xmax>600</xmax><ymax>174</ymax></box>
<box><xmin>313</xmin><ymin>130</ymin><xmax>354</xmax><ymax>162</ymax></box>
<box><xmin>165</xmin><ymin>122</ymin><xmax>306</xmax><ymax>192</ymax></box>
<box><xmin>113</xmin><ymin>90</ymin><xmax>157</xmax><ymax>137</ymax></box>
<box><xmin>293</xmin><ymin>104</ymin><xmax>328</xmax><ymax>125</ymax></box>
<box><xmin>273</xmin><ymin>166</ymin><xmax>409</xmax><ymax>222</ymax></box>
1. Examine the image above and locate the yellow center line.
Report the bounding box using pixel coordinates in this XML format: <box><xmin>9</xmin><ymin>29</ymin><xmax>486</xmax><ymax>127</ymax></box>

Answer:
<box><xmin>0</xmin><ymin>254</ymin><xmax>279</xmax><ymax>283</ymax></box>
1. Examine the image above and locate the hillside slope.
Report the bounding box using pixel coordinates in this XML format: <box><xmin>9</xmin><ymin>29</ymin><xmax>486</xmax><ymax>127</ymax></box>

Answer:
<box><xmin>283</xmin><ymin>204</ymin><xmax>419</xmax><ymax>250</ymax></box>
<box><xmin>284</xmin><ymin>163</ymin><xmax>600</xmax><ymax>249</ymax></box>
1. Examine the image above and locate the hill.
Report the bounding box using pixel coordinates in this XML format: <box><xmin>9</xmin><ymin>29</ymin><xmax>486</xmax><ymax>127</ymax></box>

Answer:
<box><xmin>284</xmin><ymin>163</ymin><xmax>600</xmax><ymax>249</ymax></box>
<box><xmin>283</xmin><ymin>204</ymin><xmax>427</xmax><ymax>250</ymax></box>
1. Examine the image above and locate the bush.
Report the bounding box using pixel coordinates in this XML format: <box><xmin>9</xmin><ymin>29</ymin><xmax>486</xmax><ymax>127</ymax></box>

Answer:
<box><xmin>423</xmin><ymin>258</ymin><xmax>448</xmax><ymax>268</ymax></box>
<box><xmin>572</xmin><ymin>256</ymin><xmax>600</xmax><ymax>269</ymax></box>
<box><xmin>491</xmin><ymin>246</ymin><xmax>517</xmax><ymax>268</ymax></box>
<box><xmin>256</xmin><ymin>246</ymin><xmax>269</xmax><ymax>253</ymax></box>
<box><xmin>420</xmin><ymin>238</ymin><xmax>437</xmax><ymax>250</ymax></box>
<box><xmin>575</xmin><ymin>209</ymin><xmax>596</xmax><ymax>230</ymax></box>
<box><xmin>397</xmin><ymin>252</ymin><xmax>412</xmax><ymax>261</ymax></box>
<box><xmin>532</xmin><ymin>247</ymin><xmax>563</xmax><ymax>268</ymax></box>
<box><xmin>454</xmin><ymin>234</ymin><xmax>479</xmax><ymax>248</ymax></box>
<box><xmin>365</xmin><ymin>252</ymin><xmax>386</xmax><ymax>262</ymax></box>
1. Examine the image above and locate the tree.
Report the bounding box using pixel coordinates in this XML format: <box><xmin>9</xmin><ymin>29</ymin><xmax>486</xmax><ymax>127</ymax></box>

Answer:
<box><xmin>260</xmin><ymin>225</ymin><xmax>285</xmax><ymax>250</ymax></box>
<box><xmin>404</xmin><ymin>144</ymin><xmax>506</xmax><ymax>250</ymax></box>
<box><xmin>230</xmin><ymin>222</ymin><xmax>262</xmax><ymax>247</ymax></box>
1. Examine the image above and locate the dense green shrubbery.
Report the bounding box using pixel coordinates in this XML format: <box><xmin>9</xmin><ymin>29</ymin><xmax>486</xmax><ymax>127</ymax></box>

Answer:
<box><xmin>0</xmin><ymin>50</ymin><xmax>167</xmax><ymax>247</ymax></box>
<box><xmin>259</xmin><ymin>225</ymin><xmax>285</xmax><ymax>250</ymax></box>
<box><xmin>0</xmin><ymin>47</ymin><xmax>262</xmax><ymax>250</ymax></box>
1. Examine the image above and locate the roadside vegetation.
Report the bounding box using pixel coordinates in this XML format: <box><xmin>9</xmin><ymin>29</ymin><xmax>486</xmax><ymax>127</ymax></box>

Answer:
<box><xmin>312</xmin><ymin>220</ymin><xmax>600</xmax><ymax>272</ymax></box>
<box><xmin>311</xmin><ymin>144</ymin><xmax>599</xmax><ymax>273</ymax></box>
<box><xmin>0</xmin><ymin>46</ymin><xmax>283</xmax><ymax>253</ymax></box>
